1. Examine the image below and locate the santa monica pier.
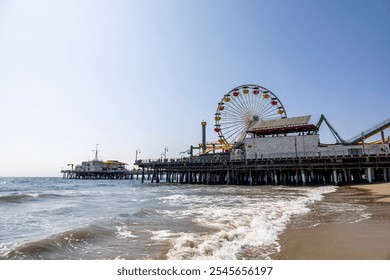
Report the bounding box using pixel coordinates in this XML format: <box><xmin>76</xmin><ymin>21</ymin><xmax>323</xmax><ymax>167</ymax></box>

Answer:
<box><xmin>63</xmin><ymin>84</ymin><xmax>390</xmax><ymax>185</ymax></box>
<box><xmin>135</xmin><ymin>84</ymin><xmax>390</xmax><ymax>186</ymax></box>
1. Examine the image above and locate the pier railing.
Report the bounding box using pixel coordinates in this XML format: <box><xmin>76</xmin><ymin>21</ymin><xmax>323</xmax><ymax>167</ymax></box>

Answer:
<box><xmin>136</xmin><ymin>145</ymin><xmax>389</xmax><ymax>165</ymax></box>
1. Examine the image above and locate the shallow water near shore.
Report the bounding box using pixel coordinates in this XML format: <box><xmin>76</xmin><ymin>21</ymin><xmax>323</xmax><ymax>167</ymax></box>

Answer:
<box><xmin>0</xmin><ymin>177</ymin><xmax>371</xmax><ymax>260</ymax></box>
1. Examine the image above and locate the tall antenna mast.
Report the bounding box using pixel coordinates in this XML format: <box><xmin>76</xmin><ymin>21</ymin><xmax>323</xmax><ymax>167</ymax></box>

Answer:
<box><xmin>93</xmin><ymin>144</ymin><xmax>99</xmax><ymax>161</ymax></box>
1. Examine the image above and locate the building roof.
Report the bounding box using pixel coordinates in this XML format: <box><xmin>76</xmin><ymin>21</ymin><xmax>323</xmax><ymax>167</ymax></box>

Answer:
<box><xmin>104</xmin><ymin>160</ymin><xmax>127</xmax><ymax>165</ymax></box>
<box><xmin>247</xmin><ymin>115</ymin><xmax>318</xmax><ymax>136</ymax></box>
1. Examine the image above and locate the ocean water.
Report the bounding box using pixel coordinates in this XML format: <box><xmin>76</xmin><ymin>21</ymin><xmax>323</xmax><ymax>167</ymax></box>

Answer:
<box><xmin>0</xmin><ymin>177</ymin><xmax>367</xmax><ymax>260</ymax></box>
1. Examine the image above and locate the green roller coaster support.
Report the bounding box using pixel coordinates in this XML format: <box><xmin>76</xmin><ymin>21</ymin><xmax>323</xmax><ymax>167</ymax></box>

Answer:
<box><xmin>315</xmin><ymin>114</ymin><xmax>326</xmax><ymax>133</ymax></box>
<box><xmin>316</xmin><ymin>114</ymin><xmax>347</xmax><ymax>144</ymax></box>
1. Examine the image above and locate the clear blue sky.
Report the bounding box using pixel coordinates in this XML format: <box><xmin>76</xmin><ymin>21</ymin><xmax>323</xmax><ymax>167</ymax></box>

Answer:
<box><xmin>0</xmin><ymin>0</ymin><xmax>389</xmax><ymax>176</ymax></box>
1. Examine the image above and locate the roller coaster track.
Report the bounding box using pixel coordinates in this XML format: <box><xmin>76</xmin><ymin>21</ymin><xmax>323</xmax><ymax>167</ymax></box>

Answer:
<box><xmin>346</xmin><ymin>117</ymin><xmax>390</xmax><ymax>144</ymax></box>
<box><xmin>317</xmin><ymin>115</ymin><xmax>390</xmax><ymax>145</ymax></box>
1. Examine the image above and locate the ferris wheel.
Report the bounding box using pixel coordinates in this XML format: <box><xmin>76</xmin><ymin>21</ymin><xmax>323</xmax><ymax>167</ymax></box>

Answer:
<box><xmin>214</xmin><ymin>84</ymin><xmax>287</xmax><ymax>145</ymax></box>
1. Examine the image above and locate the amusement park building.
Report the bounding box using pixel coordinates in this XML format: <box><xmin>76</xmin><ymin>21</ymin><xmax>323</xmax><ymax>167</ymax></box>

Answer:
<box><xmin>241</xmin><ymin>134</ymin><xmax>388</xmax><ymax>160</ymax></box>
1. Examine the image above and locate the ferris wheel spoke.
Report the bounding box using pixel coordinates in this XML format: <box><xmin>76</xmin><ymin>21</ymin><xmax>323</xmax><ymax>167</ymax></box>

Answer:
<box><xmin>220</xmin><ymin>119</ymin><xmax>245</xmax><ymax>126</ymax></box>
<box><xmin>223</xmin><ymin>111</ymin><xmax>244</xmax><ymax>123</ymax></box>
<box><xmin>223</xmin><ymin>104</ymin><xmax>246</xmax><ymax>119</ymax></box>
<box><xmin>221</xmin><ymin>113</ymin><xmax>243</xmax><ymax>121</ymax></box>
<box><xmin>229</xmin><ymin>95</ymin><xmax>248</xmax><ymax>116</ymax></box>
<box><xmin>220</xmin><ymin>116</ymin><xmax>244</xmax><ymax>125</ymax></box>
<box><xmin>257</xmin><ymin>99</ymin><xmax>272</xmax><ymax>119</ymax></box>
<box><xmin>220</xmin><ymin>120</ymin><xmax>246</xmax><ymax>127</ymax></box>
<box><xmin>251</xmin><ymin>94</ymin><xmax>265</xmax><ymax>117</ymax></box>
<box><xmin>250</xmin><ymin>89</ymin><xmax>261</xmax><ymax>112</ymax></box>
<box><xmin>259</xmin><ymin>104</ymin><xmax>273</xmax><ymax>115</ymax></box>
<box><xmin>237</xmin><ymin>91</ymin><xmax>249</xmax><ymax>113</ymax></box>
<box><xmin>223</xmin><ymin>131</ymin><xmax>240</xmax><ymax>142</ymax></box>
<box><xmin>221</xmin><ymin>97</ymin><xmax>245</xmax><ymax>116</ymax></box>
<box><xmin>221</xmin><ymin>123</ymin><xmax>243</xmax><ymax>133</ymax></box>
<box><xmin>254</xmin><ymin>99</ymin><xmax>267</xmax><ymax>120</ymax></box>
<box><xmin>262</xmin><ymin>106</ymin><xmax>277</xmax><ymax>119</ymax></box>
<box><xmin>220</xmin><ymin>111</ymin><xmax>242</xmax><ymax>121</ymax></box>
<box><xmin>220</xmin><ymin>122</ymin><xmax>245</xmax><ymax>132</ymax></box>
<box><xmin>249</xmin><ymin>88</ymin><xmax>258</xmax><ymax>113</ymax></box>
<box><xmin>224</xmin><ymin>125</ymin><xmax>246</xmax><ymax>142</ymax></box>
<box><xmin>256</xmin><ymin>93</ymin><xmax>269</xmax><ymax>115</ymax></box>
<box><xmin>220</xmin><ymin>105</ymin><xmax>245</xmax><ymax>117</ymax></box>
<box><xmin>243</xmin><ymin>87</ymin><xmax>255</xmax><ymax>110</ymax></box>
<box><xmin>223</xmin><ymin>107</ymin><xmax>247</xmax><ymax>123</ymax></box>
<box><xmin>237</xmin><ymin>91</ymin><xmax>252</xmax><ymax>116</ymax></box>
<box><xmin>234</xmin><ymin>90</ymin><xmax>252</xmax><ymax>112</ymax></box>
<box><xmin>248</xmin><ymin>87</ymin><xmax>258</xmax><ymax>112</ymax></box>
<box><xmin>261</xmin><ymin>109</ymin><xmax>279</xmax><ymax>119</ymax></box>
<box><xmin>222</xmin><ymin>121</ymin><xmax>245</xmax><ymax>132</ymax></box>
<box><xmin>228</xmin><ymin>100</ymin><xmax>248</xmax><ymax>117</ymax></box>
<box><xmin>261</xmin><ymin>105</ymin><xmax>278</xmax><ymax>118</ymax></box>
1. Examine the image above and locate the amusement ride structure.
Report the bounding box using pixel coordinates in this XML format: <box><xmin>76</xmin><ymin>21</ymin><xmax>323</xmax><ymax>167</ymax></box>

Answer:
<box><xmin>196</xmin><ymin>84</ymin><xmax>288</xmax><ymax>154</ymax></box>
<box><xmin>214</xmin><ymin>84</ymin><xmax>287</xmax><ymax>145</ymax></box>
<box><xmin>132</xmin><ymin>83</ymin><xmax>390</xmax><ymax>186</ymax></box>
<box><xmin>196</xmin><ymin>84</ymin><xmax>390</xmax><ymax>155</ymax></box>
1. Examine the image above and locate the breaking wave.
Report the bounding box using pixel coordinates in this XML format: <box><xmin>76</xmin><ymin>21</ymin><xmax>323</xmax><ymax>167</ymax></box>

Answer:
<box><xmin>1</xmin><ymin>224</ymin><xmax>113</xmax><ymax>259</ymax></box>
<box><xmin>0</xmin><ymin>193</ymin><xmax>63</xmax><ymax>203</ymax></box>
<box><xmin>157</xmin><ymin>186</ymin><xmax>337</xmax><ymax>259</ymax></box>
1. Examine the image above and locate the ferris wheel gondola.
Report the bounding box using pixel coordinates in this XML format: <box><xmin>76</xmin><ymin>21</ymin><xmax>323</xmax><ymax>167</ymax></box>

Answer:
<box><xmin>214</xmin><ymin>84</ymin><xmax>287</xmax><ymax>146</ymax></box>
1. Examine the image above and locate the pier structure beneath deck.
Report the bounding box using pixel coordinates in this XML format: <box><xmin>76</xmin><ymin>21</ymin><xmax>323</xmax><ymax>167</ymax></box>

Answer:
<box><xmin>61</xmin><ymin>169</ymin><xmax>147</xmax><ymax>180</ymax></box>
<box><xmin>135</xmin><ymin>150</ymin><xmax>390</xmax><ymax>186</ymax></box>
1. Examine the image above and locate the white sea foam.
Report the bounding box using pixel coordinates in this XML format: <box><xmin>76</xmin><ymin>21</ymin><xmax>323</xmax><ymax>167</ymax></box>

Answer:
<box><xmin>0</xmin><ymin>242</ymin><xmax>17</xmax><ymax>257</ymax></box>
<box><xmin>159</xmin><ymin>194</ymin><xmax>189</xmax><ymax>204</ymax></box>
<box><xmin>164</xmin><ymin>186</ymin><xmax>337</xmax><ymax>260</ymax></box>
<box><xmin>148</xmin><ymin>230</ymin><xmax>179</xmax><ymax>240</ymax></box>
<box><xmin>116</xmin><ymin>226</ymin><xmax>136</xmax><ymax>239</ymax></box>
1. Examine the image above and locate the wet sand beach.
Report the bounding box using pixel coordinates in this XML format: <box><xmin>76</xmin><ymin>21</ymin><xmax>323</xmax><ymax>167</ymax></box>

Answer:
<box><xmin>272</xmin><ymin>183</ymin><xmax>390</xmax><ymax>260</ymax></box>
<box><xmin>355</xmin><ymin>183</ymin><xmax>390</xmax><ymax>203</ymax></box>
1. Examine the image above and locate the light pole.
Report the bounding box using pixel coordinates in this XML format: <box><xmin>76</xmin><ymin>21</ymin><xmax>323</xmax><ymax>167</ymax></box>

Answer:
<box><xmin>135</xmin><ymin>149</ymin><xmax>141</xmax><ymax>163</ymax></box>
<box><xmin>164</xmin><ymin>147</ymin><xmax>168</xmax><ymax>161</ymax></box>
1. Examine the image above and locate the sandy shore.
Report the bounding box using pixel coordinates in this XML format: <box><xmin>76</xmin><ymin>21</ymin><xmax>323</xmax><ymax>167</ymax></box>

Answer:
<box><xmin>354</xmin><ymin>182</ymin><xmax>390</xmax><ymax>203</ymax></box>
<box><xmin>272</xmin><ymin>183</ymin><xmax>390</xmax><ymax>260</ymax></box>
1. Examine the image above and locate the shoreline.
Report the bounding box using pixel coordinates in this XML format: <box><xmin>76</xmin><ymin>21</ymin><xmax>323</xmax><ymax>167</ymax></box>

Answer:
<box><xmin>272</xmin><ymin>182</ymin><xmax>390</xmax><ymax>260</ymax></box>
<box><xmin>353</xmin><ymin>182</ymin><xmax>390</xmax><ymax>203</ymax></box>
